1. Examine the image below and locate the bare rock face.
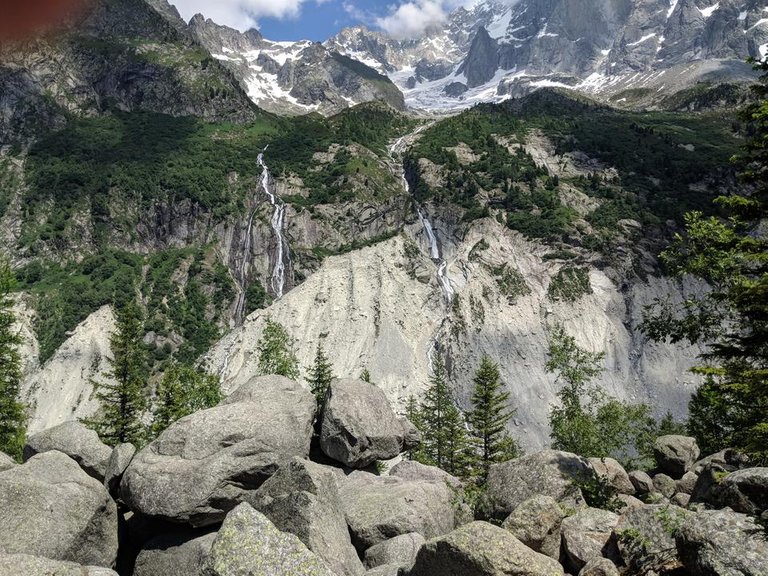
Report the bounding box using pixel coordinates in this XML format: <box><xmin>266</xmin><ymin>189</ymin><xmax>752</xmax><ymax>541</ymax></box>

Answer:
<box><xmin>249</xmin><ymin>457</ymin><xmax>365</xmax><ymax>576</ymax></box>
<box><xmin>484</xmin><ymin>450</ymin><xmax>593</xmax><ymax>520</ymax></box>
<box><xmin>501</xmin><ymin>495</ymin><xmax>564</xmax><ymax>560</ymax></box>
<box><xmin>24</xmin><ymin>421</ymin><xmax>112</xmax><ymax>481</ymax></box>
<box><xmin>0</xmin><ymin>451</ymin><xmax>118</xmax><ymax>567</ymax></box>
<box><xmin>718</xmin><ymin>467</ymin><xmax>768</xmax><ymax>516</ymax></box>
<box><xmin>0</xmin><ymin>452</ymin><xmax>15</xmax><ymax>472</ymax></box>
<box><xmin>340</xmin><ymin>470</ymin><xmax>456</xmax><ymax>554</ymax></box>
<box><xmin>408</xmin><ymin>521</ymin><xmax>565</xmax><ymax>576</ymax></box>
<box><xmin>676</xmin><ymin>509</ymin><xmax>768</xmax><ymax>576</ymax></box>
<box><xmin>121</xmin><ymin>376</ymin><xmax>316</xmax><ymax>526</ymax></box>
<box><xmin>653</xmin><ymin>435</ymin><xmax>700</xmax><ymax>479</ymax></box>
<box><xmin>0</xmin><ymin>553</ymin><xmax>118</xmax><ymax>576</ymax></box>
<box><xmin>203</xmin><ymin>503</ymin><xmax>336</xmax><ymax>576</ymax></box>
<box><xmin>320</xmin><ymin>378</ymin><xmax>406</xmax><ymax>468</ymax></box>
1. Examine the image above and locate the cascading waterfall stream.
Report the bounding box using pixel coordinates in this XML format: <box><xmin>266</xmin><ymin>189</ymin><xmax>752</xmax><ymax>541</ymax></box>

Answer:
<box><xmin>257</xmin><ymin>146</ymin><xmax>291</xmax><ymax>299</ymax></box>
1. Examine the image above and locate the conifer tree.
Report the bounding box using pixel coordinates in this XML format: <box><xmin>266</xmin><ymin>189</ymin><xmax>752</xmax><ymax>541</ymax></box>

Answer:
<box><xmin>257</xmin><ymin>317</ymin><xmax>300</xmax><ymax>379</ymax></box>
<box><xmin>151</xmin><ymin>363</ymin><xmax>221</xmax><ymax>437</ymax></box>
<box><xmin>405</xmin><ymin>394</ymin><xmax>425</xmax><ymax>461</ymax></box>
<box><xmin>466</xmin><ymin>356</ymin><xmax>519</xmax><ymax>478</ymax></box>
<box><xmin>359</xmin><ymin>368</ymin><xmax>371</xmax><ymax>383</ymax></box>
<box><xmin>84</xmin><ymin>301</ymin><xmax>149</xmax><ymax>447</ymax></box>
<box><xmin>0</xmin><ymin>259</ymin><xmax>26</xmax><ymax>460</ymax></box>
<box><xmin>306</xmin><ymin>342</ymin><xmax>334</xmax><ymax>404</ymax></box>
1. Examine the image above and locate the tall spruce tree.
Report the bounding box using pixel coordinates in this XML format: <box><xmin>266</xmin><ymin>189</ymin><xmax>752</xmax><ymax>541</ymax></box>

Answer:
<box><xmin>84</xmin><ymin>301</ymin><xmax>149</xmax><ymax>447</ymax></box>
<box><xmin>405</xmin><ymin>394</ymin><xmax>425</xmax><ymax>461</ymax></box>
<box><xmin>150</xmin><ymin>363</ymin><xmax>222</xmax><ymax>438</ymax></box>
<box><xmin>306</xmin><ymin>342</ymin><xmax>334</xmax><ymax>404</ymax></box>
<box><xmin>0</xmin><ymin>259</ymin><xmax>26</xmax><ymax>460</ymax></box>
<box><xmin>466</xmin><ymin>356</ymin><xmax>519</xmax><ymax>478</ymax></box>
<box><xmin>257</xmin><ymin>317</ymin><xmax>300</xmax><ymax>379</ymax></box>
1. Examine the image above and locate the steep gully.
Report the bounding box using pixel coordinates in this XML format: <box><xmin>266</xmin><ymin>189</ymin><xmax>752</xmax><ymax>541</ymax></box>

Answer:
<box><xmin>389</xmin><ymin>127</ymin><xmax>456</xmax><ymax>373</ymax></box>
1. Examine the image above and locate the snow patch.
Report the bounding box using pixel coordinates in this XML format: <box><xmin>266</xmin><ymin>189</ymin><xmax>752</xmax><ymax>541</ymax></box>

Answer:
<box><xmin>627</xmin><ymin>33</ymin><xmax>657</xmax><ymax>47</ymax></box>
<box><xmin>698</xmin><ymin>3</ymin><xmax>720</xmax><ymax>19</ymax></box>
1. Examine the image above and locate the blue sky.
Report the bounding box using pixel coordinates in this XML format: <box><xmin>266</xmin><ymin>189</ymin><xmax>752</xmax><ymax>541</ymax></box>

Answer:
<box><xmin>171</xmin><ymin>0</ymin><xmax>476</xmax><ymax>42</ymax></box>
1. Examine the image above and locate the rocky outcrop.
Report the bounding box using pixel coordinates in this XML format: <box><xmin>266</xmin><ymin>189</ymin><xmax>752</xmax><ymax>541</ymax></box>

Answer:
<box><xmin>456</xmin><ymin>27</ymin><xmax>499</xmax><ymax>88</ymax></box>
<box><xmin>676</xmin><ymin>508</ymin><xmax>768</xmax><ymax>576</ymax></box>
<box><xmin>203</xmin><ymin>503</ymin><xmax>336</xmax><ymax>576</ymax></box>
<box><xmin>653</xmin><ymin>435</ymin><xmax>700</xmax><ymax>479</ymax></box>
<box><xmin>408</xmin><ymin>521</ymin><xmax>565</xmax><ymax>576</ymax></box>
<box><xmin>120</xmin><ymin>376</ymin><xmax>316</xmax><ymax>526</ymax></box>
<box><xmin>320</xmin><ymin>378</ymin><xmax>409</xmax><ymax>468</ymax></box>
<box><xmin>0</xmin><ymin>451</ymin><xmax>118</xmax><ymax>567</ymax></box>
<box><xmin>484</xmin><ymin>450</ymin><xmax>592</xmax><ymax>520</ymax></box>
<box><xmin>23</xmin><ymin>421</ymin><xmax>112</xmax><ymax>481</ymax></box>
<box><xmin>501</xmin><ymin>495</ymin><xmax>564</xmax><ymax>559</ymax></box>
<box><xmin>249</xmin><ymin>457</ymin><xmax>364</xmax><ymax>576</ymax></box>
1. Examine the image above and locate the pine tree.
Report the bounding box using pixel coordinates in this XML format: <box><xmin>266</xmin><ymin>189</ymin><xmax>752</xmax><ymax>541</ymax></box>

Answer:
<box><xmin>0</xmin><ymin>259</ymin><xmax>26</xmax><ymax>460</ymax></box>
<box><xmin>466</xmin><ymin>356</ymin><xmax>519</xmax><ymax>478</ymax></box>
<box><xmin>257</xmin><ymin>317</ymin><xmax>300</xmax><ymax>379</ymax></box>
<box><xmin>151</xmin><ymin>363</ymin><xmax>222</xmax><ymax>438</ymax></box>
<box><xmin>306</xmin><ymin>342</ymin><xmax>334</xmax><ymax>404</ymax></box>
<box><xmin>84</xmin><ymin>301</ymin><xmax>149</xmax><ymax>447</ymax></box>
<box><xmin>359</xmin><ymin>368</ymin><xmax>371</xmax><ymax>383</ymax></box>
<box><xmin>405</xmin><ymin>394</ymin><xmax>425</xmax><ymax>461</ymax></box>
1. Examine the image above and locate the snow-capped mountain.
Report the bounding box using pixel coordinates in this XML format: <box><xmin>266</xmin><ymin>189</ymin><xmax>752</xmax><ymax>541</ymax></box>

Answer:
<box><xmin>328</xmin><ymin>0</ymin><xmax>768</xmax><ymax>111</ymax></box>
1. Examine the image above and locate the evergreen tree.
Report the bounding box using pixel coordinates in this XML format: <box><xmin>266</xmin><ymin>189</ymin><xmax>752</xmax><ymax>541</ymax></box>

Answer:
<box><xmin>466</xmin><ymin>356</ymin><xmax>519</xmax><ymax>478</ymax></box>
<box><xmin>257</xmin><ymin>317</ymin><xmax>300</xmax><ymax>379</ymax></box>
<box><xmin>405</xmin><ymin>394</ymin><xmax>425</xmax><ymax>461</ymax></box>
<box><xmin>84</xmin><ymin>302</ymin><xmax>149</xmax><ymax>447</ymax></box>
<box><xmin>642</xmin><ymin>57</ymin><xmax>768</xmax><ymax>463</ymax></box>
<box><xmin>0</xmin><ymin>259</ymin><xmax>26</xmax><ymax>460</ymax></box>
<box><xmin>151</xmin><ymin>363</ymin><xmax>222</xmax><ymax>437</ymax></box>
<box><xmin>306</xmin><ymin>342</ymin><xmax>334</xmax><ymax>404</ymax></box>
<box><xmin>359</xmin><ymin>368</ymin><xmax>371</xmax><ymax>383</ymax></box>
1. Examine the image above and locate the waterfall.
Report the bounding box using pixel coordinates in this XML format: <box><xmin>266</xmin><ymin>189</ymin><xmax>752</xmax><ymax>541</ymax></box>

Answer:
<box><xmin>257</xmin><ymin>148</ymin><xmax>290</xmax><ymax>299</ymax></box>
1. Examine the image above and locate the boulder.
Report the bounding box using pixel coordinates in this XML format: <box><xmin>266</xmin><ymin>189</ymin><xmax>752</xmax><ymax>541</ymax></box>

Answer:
<box><xmin>389</xmin><ymin>460</ymin><xmax>462</xmax><ymax>489</ymax></box>
<box><xmin>203</xmin><ymin>503</ymin><xmax>336</xmax><ymax>576</ymax></box>
<box><xmin>560</xmin><ymin>507</ymin><xmax>620</xmax><ymax>573</ymax></box>
<box><xmin>484</xmin><ymin>450</ymin><xmax>592</xmax><ymax>520</ymax></box>
<box><xmin>675</xmin><ymin>471</ymin><xmax>698</xmax><ymax>495</ymax></box>
<box><xmin>121</xmin><ymin>376</ymin><xmax>316</xmax><ymax>526</ymax></box>
<box><xmin>689</xmin><ymin>464</ymin><xmax>728</xmax><ymax>506</ymax></box>
<box><xmin>616</xmin><ymin>494</ymin><xmax>644</xmax><ymax>512</ymax></box>
<box><xmin>23</xmin><ymin>421</ymin><xmax>112</xmax><ymax>481</ymax></box>
<box><xmin>692</xmin><ymin>448</ymin><xmax>750</xmax><ymax>474</ymax></box>
<box><xmin>614</xmin><ymin>504</ymin><xmax>689</xmax><ymax>572</ymax></box>
<box><xmin>363</xmin><ymin>533</ymin><xmax>425</xmax><ymax>571</ymax></box>
<box><xmin>0</xmin><ymin>553</ymin><xmax>118</xmax><ymax>576</ymax></box>
<box><xmin>103</xmin><ymin>442</ymin><xmax>135</xmax><ymax>498</ymax></box>
<box><xmin>340</xmin><ymin>470</ymin><xmax>456</xmax><ymax>553</ymax></box>
<box><xmin>365</xmin><ymin>565</ymin><xmax>400</xmax><ymax>576</ymax></box>
<box><xmin>408</xmin><ymin>521</ymin><xmax>565</xmax><ymax>576</ymax></box>
<box><xmin>653</xmin><ymin>435</ymin><xmax>700</xmax><ymax>479</ymax></box>
<box><xmin>134</xmin><ymin>530</ymin><xmax>216</xmax><ymax>576</ymax></box>
<box><xmin>676</xmin><ymin>509</ymin><xmax>768</xmax><ymax>576</ymax></box>
<box><xmin>320</xmin><ymin>378</ymin><xmax>406</xmax><ymax>468</ymax></box>
<box><xmin>628</xmin><ymin>470</ymin><xmax>654</xmax><ymax>495</ymax></box>
<box><xmin>719</xmin><ymin>467</ymin><xmax>768</xmax><ymax>515</ymax></box>
<box><xmin>398</xmin><ymin>418</ymin><xmax>421</xmax><ymax>452</ymax></box>
<box><xmin>671</xmin><ymin>493</ymin><xmax>690</xmax><ymax>507</ymax></box>
<box><xmin>653</xmin><ymin>473</ymin><xmax>677</xmax><ymax>498</ymax></box>
<box><xmin>249</xmin><ymin>457</ymin><xmax>364</xmax><ymax>576</ymax></box>
<box><xmin>501</xmin><ymin>495</ymin><xmax>564</xmax><ymax>559</ymax></box>
<box><xmin>589</xmin><ymin>457</ymin><xmax>634</xmax><ymax>495</ymax></box>
<box><xmin>0</xmin><ymin>452</ymin><xmax>14</xmax><ymax>472</ymax></box>
<box><xmin>0</xmin><ymin>451</ymin><xmax>118</xmax><ymax>567</ymax></box>
<box><xmin>578</xmin><ymin>557</ymin><xmax>620</xmax><ymax>576</ymax></box>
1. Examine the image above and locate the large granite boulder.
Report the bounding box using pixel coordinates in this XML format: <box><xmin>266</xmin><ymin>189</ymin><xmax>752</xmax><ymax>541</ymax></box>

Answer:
<box><xmin>653</xmin><ymin>473</ymin><xmax>677</xmax><ymax>498</ymax></box>
<box><xmin>719</xmin><ymin>467</ymin><xmax>768</xmax><ymax>515</ymax></box>
<box><xmin>203</xmin><ymin>503</ymin><xmax>336</xmax><ymax>576</ymax></box>
<box><xmin>589</xmin><ymin>457</ymin><xmax>634</xmax><ymax>495</ymax></box>
<box><xmin>501</xmin><ymin>495</ymin><xmax>564</xmax><ymax>559</ymax></box>
<box><xmin>121</xmin><ymin>375</ymin><xmax>316</xmax><ymax>526</ymax></box>
<box><xmin>0</xmin><ymin>451</ymin><xmax>118</xmax><ymax>567</ymax></box>
<box><xmin>23</xmin><ymin>421</ymin><xmax>112</xmax><ymax>481</ymax></box>
<box><xmin>692</xmin><ymin>448</ymin><xmax>750</xmax><ymax>475</ymax></box>
<box><xmin>628</xmin><ymin>470</ymin><xmax>654</xmax><ymax>495</ymax></box>
<box><xmin>560</xmin><ymin>507</ymin><xmax>620</xmax><ymax>573</ymax></box>
<box><xmin>249</xmin><ymin>457</ymin><xmax>364</xmax><ymax>576</ymax></box>
<box><xmin>0</xmin><ymin>553</ymin><xmax>118</xmax><ymax>576</ymax></box>
<box><xmin>653</xmin><ymin>435</ymin><xmax>700</xmax><ymax>479</ymax></box>
<box><xmin>613</xmin><ymin>504</ymin><xmax>690</xmax><ymax>572</ymax></box>
<box><xmin>134</xmin><ymin>530</ymin><xmax>216</xmax><ymax>576</ymax></box>
<box><xmin>578</xmin><ymin>557</ymin><xmax>620</xmax><ymax>576</ymax></box>
<box><xmin>389</xmin><ymin>460</ymin><xmax>462</xmax><ymax>489</ymax></box>
<box><xmin>103</xmin><ymin>442</ymin><xmax>136</xmax><ymax>498</ymax></box>
<box><xmin>484</xmin><ymin>450</ymin><xmax>592</xmax><ymax>520</ymax></box>
<box><xmin>408</xmin><ymin>521</ymin><xmax>565</xmax><ymax>576</ymax></box>
<box><xmin>0</xmin><ymin>452</ymin><xmax>14</xmax><ymax>472</ymax></box>
<box><xmin>320</xmin><ymin>378</ymin><xmax>406</xmax><ymax>468</ymax></box>
<box><xmin>363</xmin><ymin>533</ymin><xmax>425</xmax><ymax>571</ymax></box>
<box><xmin>340</xmin><ymin>470</ymin><xmax>456</xmax><ymax>553</ymax></box>
<box><xmin>676</xmin><ymin>509</ymin><xmax>768</xmax><ymax>576</ymax></box>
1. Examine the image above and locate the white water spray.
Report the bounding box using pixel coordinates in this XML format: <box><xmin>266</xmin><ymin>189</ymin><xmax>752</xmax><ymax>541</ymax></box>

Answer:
<box><xmin>257</xmin><ymin>148</ymin><xmax>290</xmax><ymax>299</ymax></box>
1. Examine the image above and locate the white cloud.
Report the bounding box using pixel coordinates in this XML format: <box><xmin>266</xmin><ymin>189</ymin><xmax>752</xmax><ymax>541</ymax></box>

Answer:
<box><xmin>375</xmin><ymin>1</ymin><xmax>448</xmax><ymax>40</ymax></box>
<box><xmin>171</xmin><ymin>0</ymin><xmax>310</xmax><ymax>30</ymax></box>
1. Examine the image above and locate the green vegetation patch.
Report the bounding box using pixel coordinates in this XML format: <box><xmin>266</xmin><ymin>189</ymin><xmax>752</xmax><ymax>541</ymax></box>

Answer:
<box><xmin>547</xmin><ymin>266</ymin><xmax>592</xmax><ymax>302</ymax></box>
